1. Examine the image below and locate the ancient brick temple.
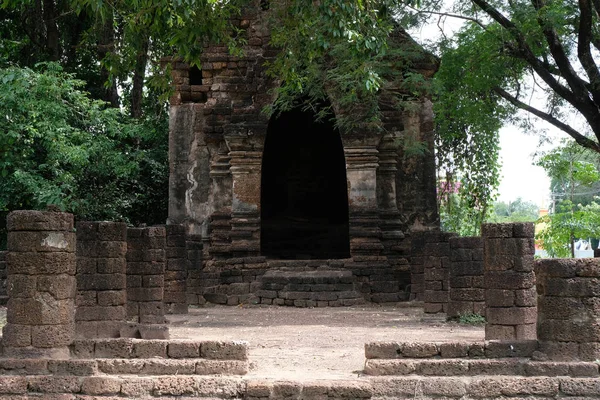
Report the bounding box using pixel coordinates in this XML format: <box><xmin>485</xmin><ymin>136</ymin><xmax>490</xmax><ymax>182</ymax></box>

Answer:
<box><xmin>166</xmin><ymin>3</ymin><xmax>439</xmax><ymax>305</ymax></box>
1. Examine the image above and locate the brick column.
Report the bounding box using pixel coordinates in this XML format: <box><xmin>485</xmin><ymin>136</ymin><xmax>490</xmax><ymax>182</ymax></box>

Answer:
<box><xmin>186</xmin><ymin>234</ymin><xmax>205</xmax><ymax>306</ymax></box>
<box><xmin>482</xmin><ymin>223</ymin><xmax>536</xmax><ymax>340</ymax></box>
<box><xmin>448</xmin><ymin>236</ymin><xmax>484</xmax><ymax>318</ymax></box>
<box><xmin>536</xmin><ymin>258</ymin><xmax>600</xmax><ymax>361</ymax></box>
<box><xmin>345</xmin><ymin>145</ymin><xmax>385</xmax><ymax>258</ymax></box>
<box><xmin>228</xmin><ymin>150</ymin><xmax>262</xmax><ymax>257</ymax></box>
<box><xmin>75</xmin><ymin>221</ymin><xmax>127</xmax><ymax>338</ymax></box>
<box><xmin>423</xmin><ymin>232</ymin><xmax>456</xmax><ymax>314</ymax></box>
<box><xmin>125</xmin><ymin>226</ymin><xmax>169</xmax><ymax>339</ymax></box>
<box><xmin>409</xmin><ymin>232</ymin><xmax>426</xmax><ymax>301</ymax></box>
<box><xmin>165</xmin><ymin>224</ymin><xmax>188</xmax><ymax>314</ymax></box>
<box><xmin>3</xmin><ymin>211</ymin><xmax>76</xmax><ymax>358</ymax></box>
<box><xmin>0</xmin><ymin>251</ymin><xmax>7</xmax><ymax>305</ymax></box>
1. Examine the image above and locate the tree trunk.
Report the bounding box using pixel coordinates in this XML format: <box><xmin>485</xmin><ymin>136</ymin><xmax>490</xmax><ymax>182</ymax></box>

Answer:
<box><xmin>42</xmin><ymin>0</ymin><xmax>60</xmax><ymax>61</ymax></box>
<box><xmin>131</xmin><ymin>36</ymin><xmax>149</xmax><ymax>119</ymax></box>
<box><xmin>97</xmin><ymin>15</ymin><xmax>119</xmax><ymax>107</ymax></box>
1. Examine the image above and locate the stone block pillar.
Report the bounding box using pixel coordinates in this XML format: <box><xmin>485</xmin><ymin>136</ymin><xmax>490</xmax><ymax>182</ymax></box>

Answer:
<box><xmin>409</xmin><ymin>232</ymin><xmax>426</xmax><ymax>301</ymax></box>
<box><xmin>125</xmin><ymin>226</ymin><xmax>169</xmax><ymax>339</ymax></box>
<box><xmin>3</xmin><ymin>211</ymin><xmax>76</xmax><ymax>358</ymax></box>
<box><xmin>448</xmin><ymin>236</ymin><xmax>484</xmax><ymax>318</ymax></box>
<box><xmin>482</xmin><ymin>223</ymin><xmax>537</xmax><ymax>340</ymax></box>
<box><xmin>345</xmin><ymin>145</ymin><xmax>384</xmax><ymax>258</ymax></box>
<box><xmin>75</xmin><ymin>221</ymin><xmax>127</xmax><ymax>338</ymax></box>
<box><xmin>536</xmin><ymin>258</ymin><xmax>600</xmax><ymax>361</ymax></box>
<box><xmin>226</xmin><ymin>138</ymin><xmax>262</xmax><ymax>257</ymax></box>
<box><xmin>423</xmin><ymin>231</ymin><xmax>456</xmax><ymax>314</ymax></box>
<box><xmin>186</xmin><ymin>234</ymin><xmax>205</xmax><ymax>306</ymax></box>
<box><xmin>165</xmin><ymin>224</ymin><xmax>188</xmax><ymax>314</ymax></box>
<box><xmin>0</xmin><ymin>251</ymin><xmax>7</xmax><ymax>305</ymax></box>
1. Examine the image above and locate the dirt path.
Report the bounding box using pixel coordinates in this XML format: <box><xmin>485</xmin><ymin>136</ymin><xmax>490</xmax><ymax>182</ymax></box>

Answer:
<box><xmin>167</xmin><ymin>304</ymin><xmax>485</xmax><ymax>381</ymax></box>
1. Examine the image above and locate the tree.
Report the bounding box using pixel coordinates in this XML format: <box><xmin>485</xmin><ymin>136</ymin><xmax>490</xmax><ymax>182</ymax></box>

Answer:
<box><xmin>407</xmin><ymin>1</ymin><xmax>600</xmax><ymax>153</ymax></box>
<box><xmin>490</xmin><ymin>197</ymin><xmax>539</xmax><ymax>222</ymax></box>
<box><xmin>0</xmin><ymin>63</ymin><xmax>169</xmax><ymax>247</ymax></box>
<box><xmin>536</xmin><ymin>141</ymin><xmax>600</xmax><ymax>257</ymax></box>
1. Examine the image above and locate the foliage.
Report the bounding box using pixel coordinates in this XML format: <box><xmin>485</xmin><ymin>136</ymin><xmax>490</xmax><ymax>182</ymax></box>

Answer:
<box><xmin>489</xmin><ymin>197</ymin><xmax>539</xmax><ymax>222</ymax></box>
<box><xmin>412</xmin><ymin>1</ymin><xmax>600</xmax><ymax>154</ymax></box>
<box><xmin>537</xmin><ymin>199</ymin><xmax>600</xmax><ymax>258</ymax></box>
<box><xmin>454</xmin><ymin>312</ymin><xmax>486</xmax><ymax>325</ymax></box>
<box><xmin>265</xmin><ymin>0</ymin><xmax>436</xmax><ymax>132</ymax></box>
<box><xmin>535</xmin><ymin>141</ymin><xmax>600</xmax><ymax>257</ymax></box>
<box><xmin>0</xmin><ymin>63</ymin><xmax>168</xmax><ymax>247</ymax></box>
<box><xmin>439</xmin><ymin>189</ymin><xmax>488</xmax><ymax>236</ymax></box>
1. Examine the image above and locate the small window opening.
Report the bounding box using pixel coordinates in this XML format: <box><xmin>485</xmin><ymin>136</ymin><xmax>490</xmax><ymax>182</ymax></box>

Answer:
<box><xmin>189</xmin><ymin>65</ymin><xmax>203</xmax><ymax>86</ymax></box>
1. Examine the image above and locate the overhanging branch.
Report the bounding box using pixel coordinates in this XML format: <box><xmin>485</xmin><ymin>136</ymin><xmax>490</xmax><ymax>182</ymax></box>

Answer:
<box><xmin>493</xmin><ymin>87</ymin><xmax>600</xmax><ymax>154</ymax></box>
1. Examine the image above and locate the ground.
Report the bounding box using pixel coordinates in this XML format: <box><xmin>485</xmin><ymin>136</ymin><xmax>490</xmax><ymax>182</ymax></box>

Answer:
<box><xmin>167</xmin><ymin>304</ymin><xmax>485</xmax><ymax>381</ymax></box>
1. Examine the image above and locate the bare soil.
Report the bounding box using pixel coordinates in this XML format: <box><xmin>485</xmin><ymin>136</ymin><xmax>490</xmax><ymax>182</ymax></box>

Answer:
<box><xmin>167</xmin><ymin>303</ymin><xmax>485</xmax><ymax>381</ymax></box>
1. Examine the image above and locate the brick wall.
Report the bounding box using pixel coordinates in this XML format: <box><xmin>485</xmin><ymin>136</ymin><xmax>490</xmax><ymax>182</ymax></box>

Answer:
<box><xmin>482</xmin><ymin>223</ymin><xmax>536</xmax><ymax>340</ymax></box>
<box><xmin>3</xmin><ymin>211</ymin><xmax>76</xmax><ymax>358</ymax></box>
<box><xmin>536</xmin><ymin>258</ymin><xmax>600</xmax><ymax>361</ymax></box>
<box><xmin>448</xmin><ymin>236</ymin><xmax>484</xmax><ymax>318</ymax></box>
<box><xmin>75</xmin><ymin>222</ymin><xmax>128</xmax><ymax>339</ymax></box>
<box><xmin>165</xmin><ymin>224</ymin><xmax>188</xmax><ymax>314</ymax></box>
<box><xmin>423</xmin><ymin>232</ymin><xmax>457</xmax><ymax>313</ymax></box>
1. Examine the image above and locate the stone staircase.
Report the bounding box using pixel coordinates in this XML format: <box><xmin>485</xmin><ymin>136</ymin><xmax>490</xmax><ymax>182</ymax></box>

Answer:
<box><xmin>257</xmin><ymin>268</ymin><xmax>365</xmax><ymax>307</ymax></box>
<box><xmin>365</xmin><ymin>340</ymin><xmax>600</xmax><ymax>399</ymax></box>
<box><xmin>2</xmin><ymin>338</ymin><xmax>600</xmax><ymax>398</ymax></box>
<box><xmin>0</xmin><ymin>338</ymin><xmax>249</xmax><ymax>399</ymax></box>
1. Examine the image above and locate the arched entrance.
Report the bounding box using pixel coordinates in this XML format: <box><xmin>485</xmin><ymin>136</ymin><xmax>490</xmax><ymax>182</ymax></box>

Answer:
<box><xmin>260</xmin><ymin>106</ymin><xmax>350</xmax><ymax>259</ymax></box>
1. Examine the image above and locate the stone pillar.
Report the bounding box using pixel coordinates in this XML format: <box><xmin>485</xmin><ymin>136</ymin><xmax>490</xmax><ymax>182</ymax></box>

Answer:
<box><xmin>448</xmin><ymin>236</ymin><xmax>485</xmax><ymax>318</ymax></box>
<box><xmin>536</xmin><ymin>258</ymin><xmax>600</xmax><ymax>361</ymax></box>
<box><xmin>125</xmin><ymin>226</ymin><xmax>169</xmax><ymax>339</ymax></box>
<box><xmin>208</xmin><ymin>142</ymin><xmax>232</xmax><ymax>258</ymax></box>
<box><xmin>0</xmin><ymin>251</ymin><xmax>7</xmax><ymax>305</ymax></box>
<box><xmin>186</xmin><ymin>234</ymin><xmax>206</xmax><ymax>306</ymax></box>
<box><xmin>3</xmin><ymin>211</ymin><xmax>76</xmax><ymax>358</ymax></box>
<box><xmin>75</xmin><ymin>221</ymin><xmax>127</xmax><ymax>338</ymax></box>
<box><xmin>409</xmin><ymin>232</ymin><xmax>426</xmax><ymax>301</ymax></box>
<box><xmin>228</xmin><ymin>148</ymin><xmax>262</xmax><ymax>257</ymax></box>
<box><xmin>482</xmin><ymin>223</ymin><xmax>537</xmax><ymax>340</ymax></box>
<box><xmin>345</xmin><ymin>145</ymin><xmax>384</xmax><ymax>258</ymax></box>
<box><xmin>423</xmin><ymin>231</ymin><xmax>456</xmax><ymax>314</ymax></box>
<box><xmin>165</xmin><ymin>224</ymin><xmax>188</xmax><ymax>314</ymax></box>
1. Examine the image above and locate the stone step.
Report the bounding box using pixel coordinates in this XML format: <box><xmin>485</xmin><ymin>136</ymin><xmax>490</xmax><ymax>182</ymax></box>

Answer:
<box><xmin>365</xmin><ymin>340</ymin><xmax>538</xmax><ymax>360</ymax></box>
<box><xmin>2</xmin><ymin>375</ymin><xmax>600</xmax><ymax>399</ymax></box>
<box><xmin>369</xmin><ymin>375</ymin><xmax>600</xmax><ymax>399</ymax></box>
<box><xmin>261</xmin><ymin>269</ymin><xmax>356</xmax><ymax>285</ymax></box>
<box><xmin>364</xmin><ymin>358</ymin><xmax>600</xmax><ymax>377</ymax></box>
<box><xmin>258</xmin><ymin>269</ymin><xmax>366</xmax><ymax>307</ymax></box>
<box><xmin>69</xmin><ymin>338</ymin><xmax>248</xmax><ymax>360</ymax></box>
<box><xmin>0</xmin><ymin>358</ymin><xmax>248</xmax><ymax>376</ymax></box>
<box><xmin>0</xmin><ymin>375</ymin><xmax>246</xmax><ymax>398</ymax></box>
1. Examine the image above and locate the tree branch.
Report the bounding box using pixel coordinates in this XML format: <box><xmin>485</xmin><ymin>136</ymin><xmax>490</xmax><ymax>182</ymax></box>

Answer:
<box><xmin>577</xmin><ymin>0</ymin><xmax>600</xmax><ymax>103</ymax></box>
<box><xmin>530</xmin><ymin>0</ymin><xmax>591</xmax><ymax>100</ymax></box>
<box><xmin>494</xmin><ymin>87</ymin><xmax>600</xmax><ymax>154</ymax></box>
<box><xmin>471</xmin><ymin>0</ymin><xmax>600</xmax><ymax>141</ymax></box>
<box><xmin>407</xmin><ymin>6</ymin><xmax>489</xmax><ymax>30</ymax></box>
<box><xmin>470</xmin><ymin>0</ymin><xmax>579</xmax><ymax>107</ymax></box>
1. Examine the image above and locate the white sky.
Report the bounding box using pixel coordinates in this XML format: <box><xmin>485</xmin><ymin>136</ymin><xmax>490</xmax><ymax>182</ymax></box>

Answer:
<box><xmin>497</xmin><ymin>128</ymin><xmax>551</xmax><ymax>208</ymax></box>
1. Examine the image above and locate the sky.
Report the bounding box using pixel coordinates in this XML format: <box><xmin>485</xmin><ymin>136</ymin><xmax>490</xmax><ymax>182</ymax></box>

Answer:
<box><xmin>497</xmin><ymin>128</ymin><xmax>551</xmax><ymax>208</ymax></box>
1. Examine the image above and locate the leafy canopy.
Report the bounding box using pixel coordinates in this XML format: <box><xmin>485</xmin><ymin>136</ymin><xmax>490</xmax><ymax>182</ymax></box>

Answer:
<box><xmin>0</xmin><ymin>63</ymin><xmax>168</xmax><ymax>224</ymax></box>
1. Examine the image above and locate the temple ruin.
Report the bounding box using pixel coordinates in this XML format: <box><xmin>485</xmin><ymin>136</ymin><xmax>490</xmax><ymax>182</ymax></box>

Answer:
<box><xmin>166</xmin><ymin>5</ymin><xmax>439</xmax><ymax>306</ymax></box>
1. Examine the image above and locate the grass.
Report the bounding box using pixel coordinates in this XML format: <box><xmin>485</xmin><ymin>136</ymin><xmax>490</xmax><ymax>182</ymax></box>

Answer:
<box><xmin>452</xmin><ymin>312</ymin><xmax>486</xmax><ymax>325</ymax></box>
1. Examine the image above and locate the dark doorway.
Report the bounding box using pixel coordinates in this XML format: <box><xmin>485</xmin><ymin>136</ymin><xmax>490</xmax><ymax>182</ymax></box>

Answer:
<box><xmin>261</xmin><ymin>106</ymin><xmax>350</xmax><ymax>259</ymax></box>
